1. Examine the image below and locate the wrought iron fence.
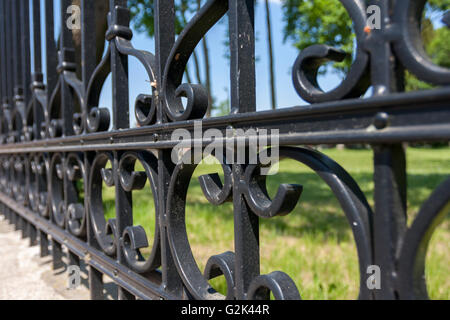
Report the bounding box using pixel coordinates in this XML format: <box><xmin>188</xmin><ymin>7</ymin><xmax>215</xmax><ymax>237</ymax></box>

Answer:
<box><xmin>0</xmin><ymin>0</ymin><xmax>449</xmax><ymax>300</ymax></box>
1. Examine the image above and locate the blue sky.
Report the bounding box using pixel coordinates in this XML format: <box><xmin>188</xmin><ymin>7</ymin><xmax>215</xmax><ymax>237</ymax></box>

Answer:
<box><xmin>33</xmin><ymin>0</ymin><xmax>342</xmax><ymax>127</ymax></box>
<box><xmin>122</xmin><ymin>0</ymin><xmax>333</xmax><ymax>119</ymax></box>
<box><xmin>132</xmin><ymin>1</ymin><xmax>341</xmax><ymax>107</ymax></box>
<box><xmin>121</xmin><ymin>0</ymin><xmax>341</xmax><ymax>120</ymax></box>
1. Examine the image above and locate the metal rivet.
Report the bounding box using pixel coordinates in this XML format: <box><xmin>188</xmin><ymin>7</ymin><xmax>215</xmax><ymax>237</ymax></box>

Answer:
<box><xmin>374</xmin><ymin>112</ymin><xmax>389</xmax><ymax>130</ymax></box>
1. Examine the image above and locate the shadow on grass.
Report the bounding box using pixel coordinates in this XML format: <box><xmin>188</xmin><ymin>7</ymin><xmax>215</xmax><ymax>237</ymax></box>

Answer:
<box><xmin>184</xmin><ymin>171</ymin><xmax>450</xmax><ymax>242</ymax></box>
<box><xmin>101</xmin><ymin>167</ymin><xmax>449</xmax><ymax>241</ymax></box>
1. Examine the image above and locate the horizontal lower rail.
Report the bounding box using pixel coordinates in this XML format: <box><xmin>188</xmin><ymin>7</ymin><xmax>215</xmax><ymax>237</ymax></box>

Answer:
<box><xmin>0</xmin><ymin>192</ymin><xmax>173</xmax><ymax>300</ymax></box>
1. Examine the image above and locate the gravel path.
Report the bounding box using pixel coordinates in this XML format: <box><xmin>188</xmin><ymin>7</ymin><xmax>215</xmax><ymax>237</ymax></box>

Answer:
<box><xmin>0</xmin><ymin>216</ymin><xmax>90</xmax><ymax>300</ymax></box>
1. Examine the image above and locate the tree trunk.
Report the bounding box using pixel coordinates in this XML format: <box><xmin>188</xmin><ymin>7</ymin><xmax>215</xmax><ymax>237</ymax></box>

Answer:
<box><xmin>202</xmin><ymin>37</ymin><xmax>212</xmax><ymax>117</ymax></box>
<box><xmin>196</xmin><ymin>0</ymin><xmax>213</xmax><ymax>117</ymax></box>
<box><xmin>264</xmin><ymin>0</ymin><xmax>277</xmax><ymax>110</ymax></box>
<box><xmin>185</xmin><ymin>66</ymin><xmax>192</xmax><ymax>83</ymax></box>
<box><xmin>192</xmin><ymin>50</ymin><xmax>203</xmax><ymax>84</ymax></box>
<box><xmin>179</xmin><ymin>2</ymin><xmax>194</xmax><ymax>85</ymax></box>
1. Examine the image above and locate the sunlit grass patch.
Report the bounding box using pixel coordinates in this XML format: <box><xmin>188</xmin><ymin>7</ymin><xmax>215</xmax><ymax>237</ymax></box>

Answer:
<box><xmin>101</xmin><ymin>147</ymin><xmax>449</xmax><ymax>299</ymax></box>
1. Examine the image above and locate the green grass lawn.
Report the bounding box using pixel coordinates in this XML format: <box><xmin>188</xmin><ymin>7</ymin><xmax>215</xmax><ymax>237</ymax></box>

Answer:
<box><xmin>102</xmin><ymin>147</ymin><xmax>450</xmax><ymax>299</ymax></box>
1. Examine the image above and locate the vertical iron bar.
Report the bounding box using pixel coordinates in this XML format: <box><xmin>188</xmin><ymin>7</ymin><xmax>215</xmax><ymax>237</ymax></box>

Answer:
<box><xmin>228</xmin><ymin>0</ymin><xmax>256</xmax><ymax>114</ymax></box>
<box><xmin>8</xmin><ymin>209</ymin><xmax>12</xmax><ymax>225</ymax></box>
<box><xmin>155</xmin><ymin>0</ymin><xmax>175</xmax><ymax>124</ymax></box>
<box><xmin>233</xmin><ymin>163</ymin><xmax>260</xmax><ymax>299</ymax></box>
<box><xmin>40</xmin><ymin>229</ymin><xmax>50</xmax><ymax>257</ymax></box>
<box><xmin>68</xmin><ymin>251</ymin><xmax>80</xmax><ymax>268</ymax></box>
<box><xmin>110</xmin><ymin>0</ymin><xmax>129</xmax><ymax>131</ymax></box>
<box><xmin>119</xmin><ymin>287</ymin><xmax>136</xmax><ymax>300</ymax></box>
<box><xmin>0</xmin><ymin>0</ymin><xmax>5</xmax><ymax>146</ymax></box>
<box><xmin>0</xmin><ymin>0</ymin><xmax>5</xmax><ymax>105</ymax></box>
<box><xmin>114</xmin><ymin>148</ymin><xmax>134</xmax><ymax>300</ymax></box>
<box><xmin>89</xmin><ymin>267</ymin><xmax>104</xmax><ymax>300</ymax></box>
<box><xmin>228</xmin><ymin>0</ymin><xmax>258</xmax><ymax>300</ymax></box>
<box><xmin>29</xmin><ymin>223</ymin><xmax>38</xmax><ymax>246</ymax></box>
<box><xmin>15</xmin><ymin>214</ymin><xmax>21</xmax><ymax>231</ymax></box>
<box><xmin>68</xmin><ymin>251</ymin><xmax>80</xmax><ymax>297</ymax></box>
<box><xmin>21</xmin><ymin>0</ymin><xmax>32</xmax><ymax>240</ymax></box>
<box><xmin>4</xmin><ymin>0</ymin><xmax>13</xmax><ymax>112</ymax></box>
<box><xmin>21</xmin><ymin>0</ymin><xmax>31</xmax><ymax>105</ymax></box>
<box><xmin>22</xmin><ymin>219</ymin><xmax>29</xmax><ymax>239</ymax></box>
<box><xmin>11</xmin><ymin>0</ymin><xmax>24</xmax><ymax>147</ymax></box>
<box><xmin>108</xmin><ymin>0</ymin><xmax>134</xmax><ymax>300</ymax></box>
<box><xmin>155</xmin><ymin>0</ymin><xmax>185</xmax><ymax>299</ymax></box>
<box><xmin>80</xmin><ymin>0</ymin><xmax>106</xmax><ymax>299</ymax></box>
<box><xmin>45</xmin><ymin>0</ymin><xmax>58</xmax><ymax>93</ymax></box>
<box><xmin>45</xmin><ymin>0</ymin><xmax>57</xmax><ymax>139</ymax></box>
<box><xmin>32</xmin><ymin>0</ymin><xmax>45</xmax><ymax>140</ymax></box>
<box><xmin>60</xmin><ymin>0</ymin><xmax>75</xmax><ymax>137</ymax></box>
<box><xmin>81</xmin><ymin>0</ymin><xmax>96</xmax><ymax>134</ymax></box>
<box><xmin>367</xmin><ymin>0</ymin><xmax>407</xmax><ymax>300</ymax></box>
<box><xmin>6</xmin><ymin>1</ymin><xmax>13</xmax><ymax>101</ymax></box>
<box><xmin>12</xmin><ymin>0</ymin><xmax>23</xmax><ymax>94</ymax></box>
<box><xmin>11</xmin><ymin>211</ymin><xmax>17</xmax><ymax>228</ymax></box>
<box><xmin>2</xmin><ymin>0</ymin><xmax>11</xmax><ymax>145</ymax></box>
<box><xmin>79</xmin><ymin>2</ymin><xmax>99</xmax><ymax>299</ymax></box>
<box><xmin>86</xmin><ymin>152</ymin><xmax>105</xmax><ymax>299</ymax></box>
<box><xmin>373</xmin><ymin>145</ymin><xmax>407</xmax><ymax>299</ymax></box>
<box><xmin>32</xmin><ymin>0</ymin><xmax>42</xmax><ymax>75</ymax></box>
<box><xmin>37</xmin><ymin>160</ymin><xmax>50</xmax><ymax>258</ymax></box>
<box><xmin>52</xmin><ymin>238</ymin><xmax>64</xmax><ymax>270</ymax></box>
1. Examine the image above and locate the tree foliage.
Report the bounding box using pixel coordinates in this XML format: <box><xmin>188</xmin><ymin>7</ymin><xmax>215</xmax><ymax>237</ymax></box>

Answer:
<box><xmin>282</xmin><ymin>0</ymin><xmax>354</xmax><ymax>75</ymax></box>
<box><xmin>128</xmin><ymin>0</ymin><xmax>217</xmax><ymax>115</ymax></box>
<box><xmin>281</xmin><ymin>0</ymin><xmax>450</xmax><ymax>88</ymax></box>
<box><xmin>128</xmin><ymin>0</ymin><xmax>193</xmax><ymax>37</ymax></box>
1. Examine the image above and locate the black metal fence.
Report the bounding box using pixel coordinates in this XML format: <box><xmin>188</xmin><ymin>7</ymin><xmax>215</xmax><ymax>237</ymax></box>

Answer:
<box><xmin>0</xmin><ymin>0</ymin><xmax>449</xmax><ymax>300</ymax></box>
